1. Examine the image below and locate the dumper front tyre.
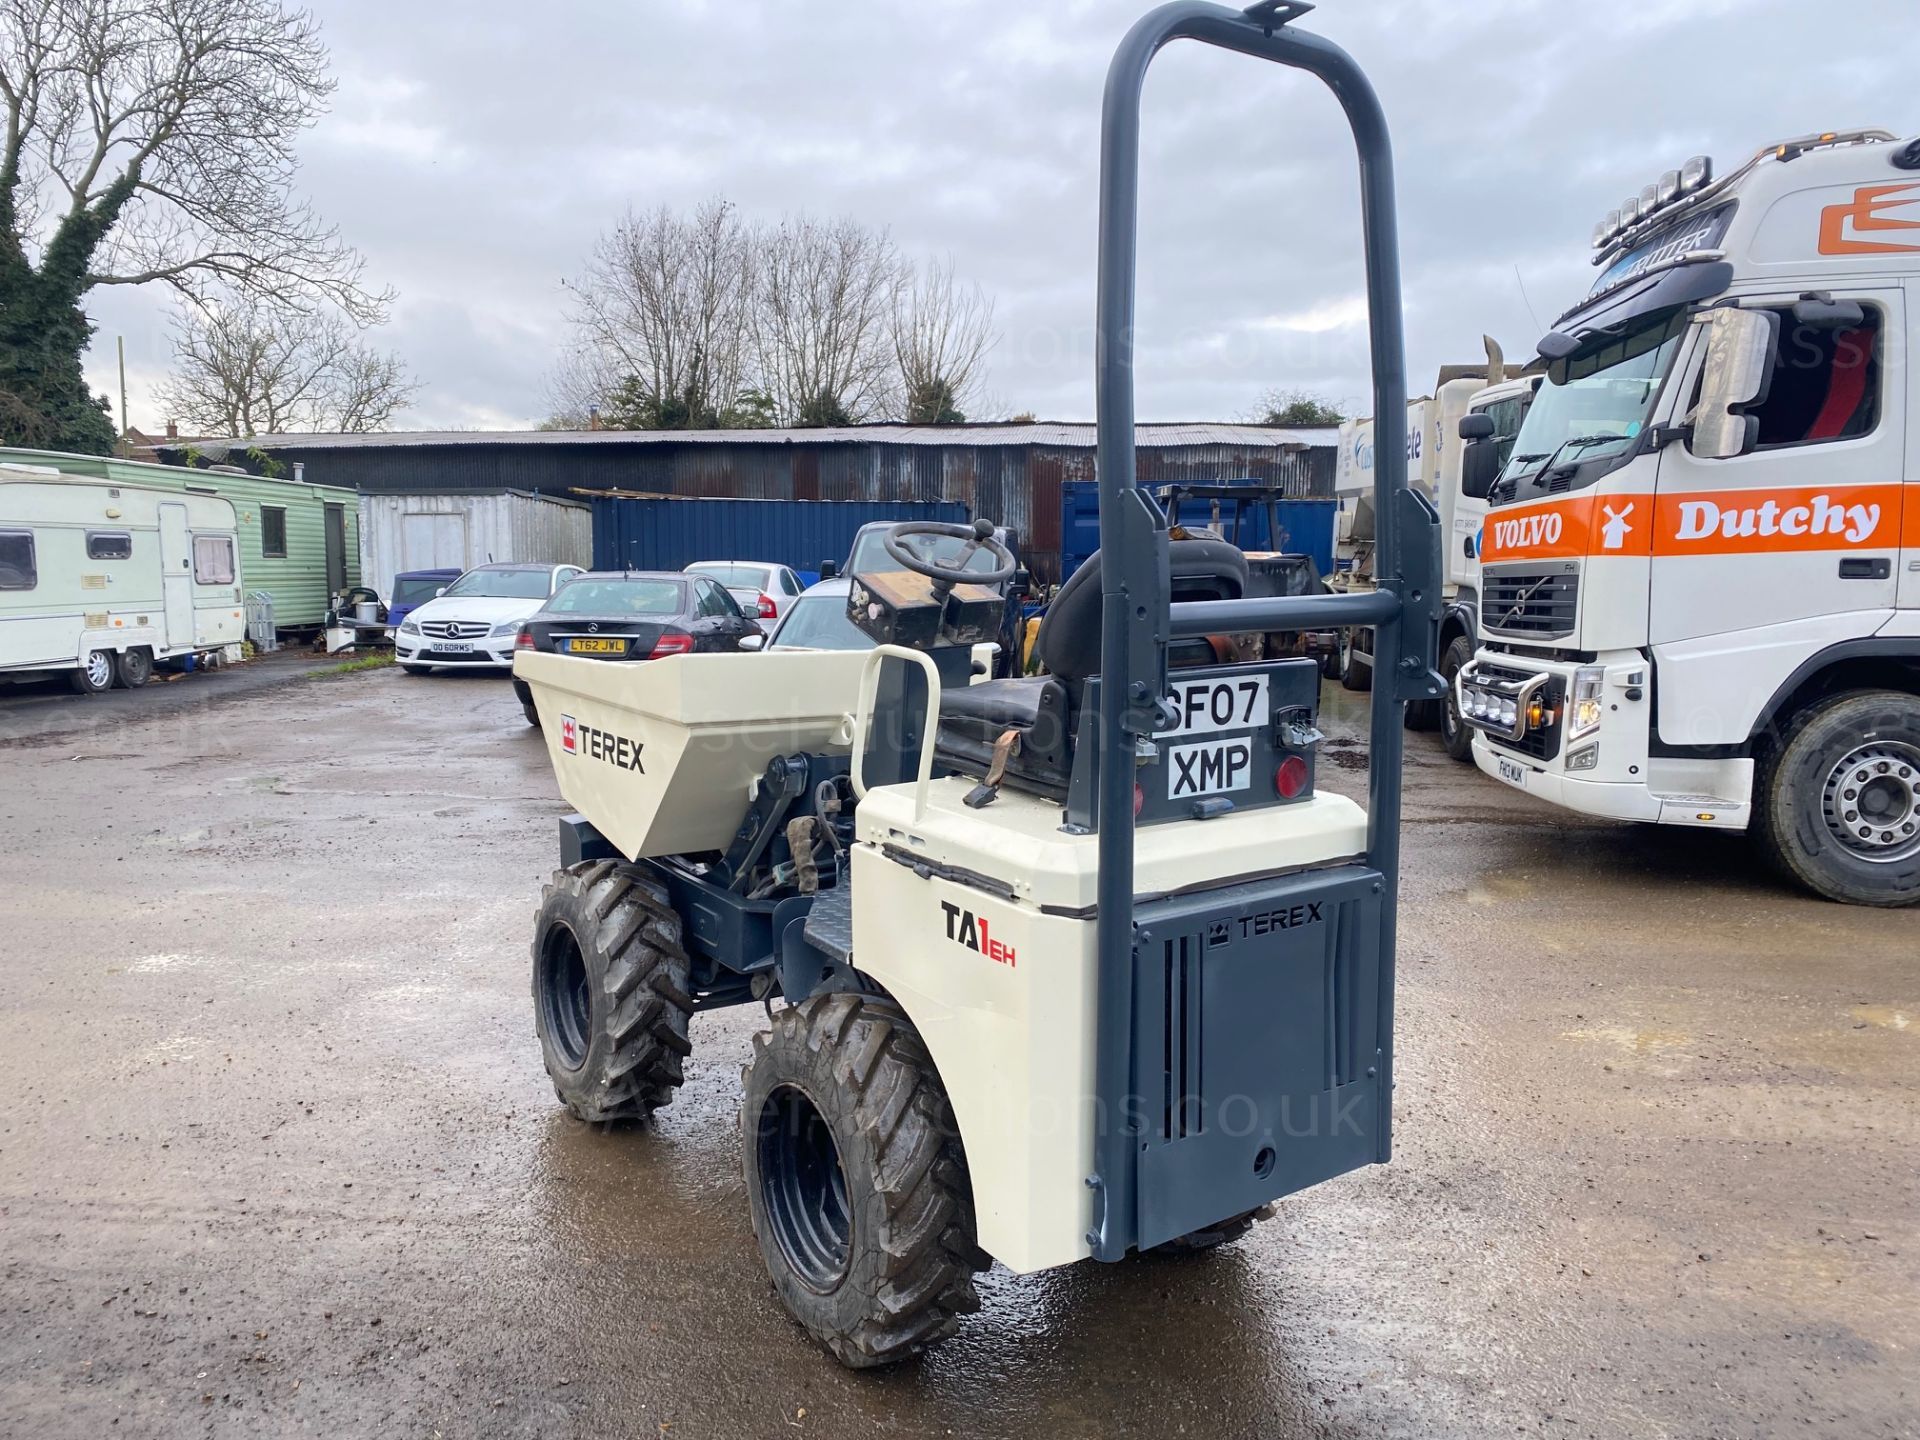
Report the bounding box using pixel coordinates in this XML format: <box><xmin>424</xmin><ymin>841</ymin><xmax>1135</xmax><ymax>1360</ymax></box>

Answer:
<box><xmin>1754</xmin><ymin>690</ymin><xmax>1920</xmax><ymax>908</ymax></box>
<box><xmin>532</xmin><ymin>861</ymin><xmax>694</xmax><ymax>1122</ymax></box>
<box><xmin>742</xmin><ymin>994</ymin><xmax>984</xmax><ymax>1369</ymax></box>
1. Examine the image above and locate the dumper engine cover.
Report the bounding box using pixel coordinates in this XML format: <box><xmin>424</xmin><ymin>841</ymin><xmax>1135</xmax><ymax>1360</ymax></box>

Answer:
<box><xmin>847</xmin><ymin>570</ymin><xmax>1003</xmax><ymax>649</ymax></box>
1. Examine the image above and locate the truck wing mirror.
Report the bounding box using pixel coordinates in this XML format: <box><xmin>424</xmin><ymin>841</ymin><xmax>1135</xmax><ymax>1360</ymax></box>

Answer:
<box><xmin>1791</xmin><ymin>294</ymin><xmax>1866</xmax><ymax>328</ymax></box>
<box><xmin>1536</xmin><ymin>331</ymin><xmax>1582</xmax><ymax>361</ymax></box>
<box><xmin>1459</xmin><ymin>440</ymin><xmax>1501</xmax><ymax>500</ymax></box>
<box><xmin>1457</xmin><ymin>413</ymin><xmax>1495</xmax><ymax>441</ymax></box>
<box><xmin>1687</xmin><ymin>307</ymin><xmax>1779</xmax><ymax>461</ymax></box>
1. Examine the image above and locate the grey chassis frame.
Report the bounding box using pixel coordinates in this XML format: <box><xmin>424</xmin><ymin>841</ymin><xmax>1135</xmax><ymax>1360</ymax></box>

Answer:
<box><xmin>1085</xmin><ymin>0</ymin><xmax>1444</xmax><ymax>1261</ymax></box>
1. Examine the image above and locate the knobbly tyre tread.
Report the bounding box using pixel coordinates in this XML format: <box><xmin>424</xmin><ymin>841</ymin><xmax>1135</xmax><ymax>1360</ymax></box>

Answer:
<box><xmin>742</xmin><ymin>993</ymin><xmax>987</xmax><ymax>1368</ymax></box>
<box><xmin>532</xmin><ymin>860</ymin><xmax>694</xmax><ymax>1122</ymax></box>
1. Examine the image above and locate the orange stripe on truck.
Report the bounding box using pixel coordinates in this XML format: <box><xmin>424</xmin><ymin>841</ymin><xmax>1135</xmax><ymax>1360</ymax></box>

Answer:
<box><xmin>1481</xmin><ymin>485</ymin><xmax>1909</xmax><ymax>562</ymax></box>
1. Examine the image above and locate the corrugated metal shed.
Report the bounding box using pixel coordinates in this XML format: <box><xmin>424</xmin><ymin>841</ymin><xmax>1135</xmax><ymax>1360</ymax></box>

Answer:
<box><xmin>358</xmin><ymin>490</ymin><xmax>593</xmax><ymax>604</ymax></box>
<box><xmin>166</xmin><ymin>421</ymin><xmax>1337</xmax><ymax>452</ymax></box>
<box><xmin>147</xmin><ymin>423</ymin><xmax>1337</xmax><ymax>586</ymax></box>
<box><xmin>591</xmin><ymin>498</ymin><xmax>967</xmax><ymax>574</ymax></box>
<box><xmin>0</xmin><ymin>445</ymin><xmax>359</xmax><ymax>630</ymax></box>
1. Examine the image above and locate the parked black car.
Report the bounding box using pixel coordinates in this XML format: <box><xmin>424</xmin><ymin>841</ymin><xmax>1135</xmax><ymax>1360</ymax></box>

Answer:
<box><xmin>509</xmin><ymin>571</ymin><xmax>762</xmax><ymax>727</ymax></box>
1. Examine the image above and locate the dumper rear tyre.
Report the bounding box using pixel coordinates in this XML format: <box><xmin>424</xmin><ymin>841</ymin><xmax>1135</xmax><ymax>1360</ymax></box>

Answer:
<box><xmin>742</xmin><ymin>994</ymin><xmax>985</xmax><ymax>1369</ymax></box>
<box><xmin>532</xmin><ymin>861</ymin><xmax>694</xmax><ymax>1123</ymax></box>
<box><xmin>1753</xmin><ymin>690</ymin><xmax>1920</xmax><ymax>908</ymax></box>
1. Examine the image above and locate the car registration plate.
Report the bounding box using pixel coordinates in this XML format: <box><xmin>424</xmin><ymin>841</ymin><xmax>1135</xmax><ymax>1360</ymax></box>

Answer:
<box><xmin>437</xmin><ymin>640</ymin><xmax>473</xmax><ymax>653</ymax></box>
<box><xmin>1496</xmin><ymin>756</ymin><xmax>1528</xmax><ymax>788</ymax></box>
<box><xmin>568</xmin><ymin>637</ymin><xmax>627</xmax><ymax>655</ymax></box>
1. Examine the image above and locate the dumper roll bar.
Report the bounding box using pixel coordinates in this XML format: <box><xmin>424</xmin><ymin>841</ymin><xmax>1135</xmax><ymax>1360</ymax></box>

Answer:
<box><xmin>1087</xmin><ymin>0</ymin><xmax>1443</xmax><ymax>1260</ymax></box>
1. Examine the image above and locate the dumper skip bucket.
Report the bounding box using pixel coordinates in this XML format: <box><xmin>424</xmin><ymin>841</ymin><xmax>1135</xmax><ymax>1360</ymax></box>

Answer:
<box><xmin>516</xmin><ymin>649</ymin><xmax>867</xmax><ymax>859</ymax></box>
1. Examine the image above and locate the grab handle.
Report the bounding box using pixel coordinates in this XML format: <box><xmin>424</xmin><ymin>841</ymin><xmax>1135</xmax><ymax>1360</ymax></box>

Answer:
<box><xmin>850</xmin><ymin>644</ymin><xmax>943</xmax><ymax>820</ymax></box>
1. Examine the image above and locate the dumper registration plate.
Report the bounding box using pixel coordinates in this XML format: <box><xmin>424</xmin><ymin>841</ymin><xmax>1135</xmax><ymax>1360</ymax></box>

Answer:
<box><xmin>1161</xmin><ymin>675</ymin><xmax>1268</xmax><ymax>800</ymax></box>
<box><xmin>568</xmin><ymin>637</ymin><xmax>627</xmax><ymax>655</ymax></box>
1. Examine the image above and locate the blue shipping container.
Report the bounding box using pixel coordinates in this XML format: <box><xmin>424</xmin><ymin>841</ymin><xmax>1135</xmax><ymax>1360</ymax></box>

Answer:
<box><xmin>1058</xmin><ymin>481</ymin><xmax>1336</xmax><ymax>581</ymax></box>
<box><xmin>593</xmin><ymin>497</ymin><xmax>969</xmax><ymax>574</ymax></box>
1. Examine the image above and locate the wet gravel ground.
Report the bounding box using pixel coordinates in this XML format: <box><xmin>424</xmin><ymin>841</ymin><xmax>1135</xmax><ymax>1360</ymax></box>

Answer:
<box><xmin>0</xmin><ymin>664</ymin><xmax>1914</xmax><ymax>1438</ymax></box>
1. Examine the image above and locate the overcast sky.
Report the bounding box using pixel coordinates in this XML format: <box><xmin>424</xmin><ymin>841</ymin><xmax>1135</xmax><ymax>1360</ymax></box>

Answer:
<box><xmin>81</xmin><ymin>0</ymin><xmax>1915</xmax><ymax>434</ymax></box>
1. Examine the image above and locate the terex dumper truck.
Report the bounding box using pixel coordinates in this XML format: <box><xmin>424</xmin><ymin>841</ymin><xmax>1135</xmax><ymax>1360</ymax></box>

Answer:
<box><xmin>1458</xmin><ymin>130</ymin><xmax>1920</xmax><ymax>906</ymax></box>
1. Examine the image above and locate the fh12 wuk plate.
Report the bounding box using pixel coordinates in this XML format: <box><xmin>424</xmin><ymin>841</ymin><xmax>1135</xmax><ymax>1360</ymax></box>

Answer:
<box><xmin>1162</xmin><ymin>675</ymin><xmax>1268</xmax><ymax>801</ymax></box>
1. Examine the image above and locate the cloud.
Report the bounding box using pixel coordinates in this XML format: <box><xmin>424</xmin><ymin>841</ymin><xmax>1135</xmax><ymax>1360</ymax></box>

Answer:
<box><xmin>84</xmin><ymin>0</ymin><xmax>1913</xmax><ymax>433</ymax></box>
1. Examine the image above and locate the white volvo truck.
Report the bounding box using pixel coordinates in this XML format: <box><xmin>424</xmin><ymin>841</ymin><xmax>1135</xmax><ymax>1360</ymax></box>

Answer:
<box><xmin>1458</xmin><ymin>129</ymin><xmax>1920</xmax><ymax>906</ymax></box>
<box><xmin>1334</xmin><ymin>358</ymin><xmax>1535</xmax><ymax>759</ymax></box>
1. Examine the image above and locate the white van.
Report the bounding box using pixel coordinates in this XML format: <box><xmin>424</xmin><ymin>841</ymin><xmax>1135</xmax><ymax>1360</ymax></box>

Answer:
<box><xmin>0</xmin><ymin>464</ymin><xmax>246</xmax><ymax>692</ymax></box>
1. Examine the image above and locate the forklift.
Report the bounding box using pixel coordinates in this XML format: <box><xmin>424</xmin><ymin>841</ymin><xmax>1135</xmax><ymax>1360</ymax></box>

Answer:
<box><xmin>516</xmin><ymin>0</ymin><xmax>1442</xmax><ymax>1367</ymax></box>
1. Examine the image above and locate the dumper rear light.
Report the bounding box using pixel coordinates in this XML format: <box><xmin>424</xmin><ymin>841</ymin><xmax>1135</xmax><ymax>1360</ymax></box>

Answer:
<box><xmin>649</xmin><ymin>631</ymin><xmax>695</xmax><ymax>658</ymax></box>
<box><xmin>756</xmin><ymin>593</ymin><xmax>778</xmax><ymax>619</ymax></box>
<box><xmin>1274</xmin><ymin>755</ymin><xmax>1309</xmax><ymax>799</ymax></box>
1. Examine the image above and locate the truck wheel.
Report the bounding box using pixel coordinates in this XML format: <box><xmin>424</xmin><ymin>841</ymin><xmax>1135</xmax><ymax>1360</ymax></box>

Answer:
<box><xmin>742</xmin><ymin>993</ymin><xmax>985</xmax><ymax>1368</ymax></box>
<box><xmin>1438</xmin><ymin>635</ymin><xmax>1476</xmax><ymax>762</ymax></box>
<box><xmin>1755</xmin><ymin>690</ymin><xmax>1920</xmax><ymax>907</ymax></box>
<box><xmin>71</xmin><ymin>649</ymin><xmax>114</xmax><ymax>694</ymax></box>
<box><xmin>112</xmin><ymin>648</ymin><xmax>153</xmax><ymax>689</ymax></box>
<box><xmin>532</xmin><ymin>861</ymin><xmax>694</xmax><ymax>1122</ymax></box>
<box><xmin>1338</xmin><ymin>630</ymin><xmax>1371</xmax><ymax>693</ymax></box>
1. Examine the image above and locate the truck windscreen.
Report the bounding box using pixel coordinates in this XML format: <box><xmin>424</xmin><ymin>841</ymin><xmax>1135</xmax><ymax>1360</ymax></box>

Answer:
<box><xmin>1496</xmin><ymin>310</ymin><xmax>1688</xmax><ymax>502</ymax></box>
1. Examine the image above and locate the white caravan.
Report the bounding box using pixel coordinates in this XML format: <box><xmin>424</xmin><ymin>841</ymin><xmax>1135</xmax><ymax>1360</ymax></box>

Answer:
<box><xmin>1457</xmin><ymin>130</ymin><xmax>1920</xmax><ymax>905</ymax></box>
<box><xmin>0</xmin><ymin>465</ymin><xmax>246</xmax><ymax>692</ymax></box>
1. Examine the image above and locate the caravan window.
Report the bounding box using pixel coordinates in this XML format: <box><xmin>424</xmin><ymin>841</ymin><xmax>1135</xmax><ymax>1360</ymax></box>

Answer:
<box><xmin>87</xmin><ymin>531</ymin><xmax>133</xmax><ymax>560</ymax></box>
<box><xmin>0</xmin><ymin>531</ymin><xmax>33</xmax><ymax>589</ymax></box>
<box><xmin>193</xmin><ymin>534</ymin><xmax>236</xmax><ymax>585</ymax></box>
<box><xmin>260</xmin><ymin>505</ymin><xmax>288</xmax><ymax>558</ymax></box>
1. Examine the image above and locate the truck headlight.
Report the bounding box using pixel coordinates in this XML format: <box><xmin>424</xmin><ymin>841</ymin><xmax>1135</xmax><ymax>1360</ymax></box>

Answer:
<box><xmin>1569</xmin><ymin>666</ymin><xmax>1605</xmax><ymax>739</ymax></box>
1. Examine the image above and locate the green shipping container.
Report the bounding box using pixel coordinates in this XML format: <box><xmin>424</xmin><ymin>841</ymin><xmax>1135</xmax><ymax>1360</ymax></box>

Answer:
<box><xmin>0</xmin><ymin>447</ymin><xmax>360</xmax><ymax>631</ymax></box>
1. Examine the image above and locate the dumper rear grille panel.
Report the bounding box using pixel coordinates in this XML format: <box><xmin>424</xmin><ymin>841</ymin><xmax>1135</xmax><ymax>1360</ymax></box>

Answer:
<box><xmin>1482</xmin><ymin>564</ymin><xmax>1579</xmax><ymax>640</ymax></box>
<box><xmin>1128</xmin><ymin>866</ymin><xmax>1387</xmax><ymax>1251</ymax></box>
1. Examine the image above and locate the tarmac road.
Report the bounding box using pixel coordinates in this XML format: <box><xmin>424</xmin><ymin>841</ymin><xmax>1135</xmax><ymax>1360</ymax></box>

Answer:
<box><xmin>0</xmin><ymin>667</ymin><xmax>1914</xmax><ymax>1437</ymax></box>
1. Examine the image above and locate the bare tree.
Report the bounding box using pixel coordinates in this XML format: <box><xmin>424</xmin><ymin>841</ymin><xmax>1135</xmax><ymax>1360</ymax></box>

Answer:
<box><xmin>0</xmin><ymin>0</ymin><xmax>387</xmax><ymax>451</ymax></box>
<box><xmin>156</xmin><ymin>297</ymin><xmax>417</xmax><ymax>436</ymax></box>
<box><xmin>558</xmin><ymin>198</ymin><xmax>754</xmax><ymax>429</ymax></box>
<box><xmin>890</xmin><ymin>255</ymin><xmax>996</xmax><ymax>425</ymax></box>
<box><xmin>752</xmin><ymin>214</ymin><xmax>900</xmax><ymax>426</ymax></box>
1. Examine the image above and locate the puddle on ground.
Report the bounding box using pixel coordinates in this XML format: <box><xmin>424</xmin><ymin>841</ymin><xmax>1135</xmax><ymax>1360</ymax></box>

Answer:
<box><xmin>1561</xmin><ymin>1024</ymin><xmax>1691</xmax><ymax>1055</ymax></box>
<box><xmin>1851</xmin><ymin>1005</ymin><xmax>1912</xmax><ymax>1032</ymax></box>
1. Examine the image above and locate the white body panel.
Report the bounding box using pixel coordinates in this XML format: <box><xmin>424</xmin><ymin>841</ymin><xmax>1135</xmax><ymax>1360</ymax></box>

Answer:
<box><xmin>0</xmin><ymin>471</ymin><xmax>244</xmax><ymax>678</ymax></box>
<box><xmin>357</xmin><ymin>491</ymin><xmax>592</xmax><ymax>606</ymax></box>
<box><xmin>852</xmin><ymin>776</ymin><xmax>1368</xmax><ymax>1273</ymax></box>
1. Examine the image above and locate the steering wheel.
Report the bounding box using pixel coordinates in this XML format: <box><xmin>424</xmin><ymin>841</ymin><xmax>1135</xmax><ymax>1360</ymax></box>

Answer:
<box><xmin>881</xmin><ymin>519</ymin><xmax>1017</xmax><ymax>588</ymax></box>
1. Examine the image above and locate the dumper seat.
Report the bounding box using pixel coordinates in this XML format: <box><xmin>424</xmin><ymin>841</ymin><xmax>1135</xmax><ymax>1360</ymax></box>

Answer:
<box><xmin>935</xmin><ymin>539</ymin><xmax>1248</xmax><ymax>799</ymax></box>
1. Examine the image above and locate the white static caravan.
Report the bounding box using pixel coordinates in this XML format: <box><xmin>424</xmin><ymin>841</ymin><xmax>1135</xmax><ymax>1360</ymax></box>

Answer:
<box><xmin>0</xmin><ymin>464</ymin><xmax>246</xmax><ymax>692</ymax></box>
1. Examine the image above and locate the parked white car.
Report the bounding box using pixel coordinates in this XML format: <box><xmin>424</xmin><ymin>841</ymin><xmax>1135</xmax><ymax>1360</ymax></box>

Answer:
<box><xmin>395</xmin><ymin>562</ymin><xmax>584</xmax><ymax>673</ymax></box>
<box><xmin>685</xmin><ymin>561</ymin><xmax>803</xmax><ymax>626</ymax></box>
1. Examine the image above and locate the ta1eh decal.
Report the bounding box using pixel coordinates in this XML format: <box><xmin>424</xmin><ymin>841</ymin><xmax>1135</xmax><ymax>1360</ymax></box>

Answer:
<box><xmin>942</xmin><ymin>901</ymin><xmax>1016</xmax><ymax>967</ymax></box>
